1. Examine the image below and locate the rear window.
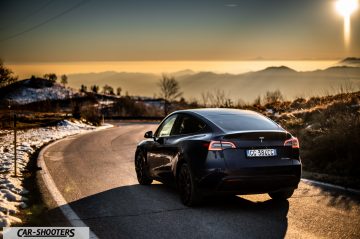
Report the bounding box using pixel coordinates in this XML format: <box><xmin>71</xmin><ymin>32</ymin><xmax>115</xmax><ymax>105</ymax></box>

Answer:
<box><xmin>207</xmin><ymin>113</ymin><xmax>280</xmax><ymax>131</ymax></box>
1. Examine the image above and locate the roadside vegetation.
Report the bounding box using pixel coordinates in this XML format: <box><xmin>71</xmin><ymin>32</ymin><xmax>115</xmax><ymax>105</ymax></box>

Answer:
<box><xmin>274</xmin><ymin>93</ymin><xmax>360</xmax><ymax>188</ymax></box>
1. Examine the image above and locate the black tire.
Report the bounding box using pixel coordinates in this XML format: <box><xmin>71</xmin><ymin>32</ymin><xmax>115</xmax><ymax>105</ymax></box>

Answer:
<box><xmin>135</xmin><ymin>151</ymin><xmax>153</xmax><ymax>185</ymax></box>
<box><xmin>177</xmin><ymin>163</ymin><xmax>202</xmax><ymax>206</ymax></box>
<box><xmin>268</xmin><ymin>189</ymin><xmax>294</xmax><ymax>200</ymax></box>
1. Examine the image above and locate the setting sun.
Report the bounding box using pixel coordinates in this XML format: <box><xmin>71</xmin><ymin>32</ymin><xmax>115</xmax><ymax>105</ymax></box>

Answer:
<box><xmin>336</xmin><ymin>0</ymin><xmax>358</xmax><ymax>17</ymax></box>
<box><xmin>336</xmin><ymin>0</ymin><xmax>359</xmax><ymax>48</ymax></box>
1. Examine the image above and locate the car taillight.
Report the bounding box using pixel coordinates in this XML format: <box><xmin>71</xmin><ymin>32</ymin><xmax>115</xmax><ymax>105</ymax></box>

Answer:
<box><xmin>284</xmin><ymin>137</ymin><xmax>299</xmax><ymax>148</ymax></box>
<box><xmin>208</xmin><ymin>141</ymin><xmax>236</xmax><ymax>151</ymax></box>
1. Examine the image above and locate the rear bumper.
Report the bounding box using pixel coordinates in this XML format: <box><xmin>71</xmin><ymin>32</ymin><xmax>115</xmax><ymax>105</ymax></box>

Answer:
<box><xmin>197</xmin><ymin>162</ymin><xmax>301</xmax><ymax>195</ymax></box>
<box><xmin>217</xmin><ymin>174</ymin><xmax>300</xmax><ymax>194</ymax></box>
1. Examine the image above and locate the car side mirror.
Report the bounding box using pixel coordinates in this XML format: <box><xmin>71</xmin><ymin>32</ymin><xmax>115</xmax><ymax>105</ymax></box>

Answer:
<box><xmin>144</xmin><ymin>131</ymin><xmax>153</xmax><ymax>138</ymax></box>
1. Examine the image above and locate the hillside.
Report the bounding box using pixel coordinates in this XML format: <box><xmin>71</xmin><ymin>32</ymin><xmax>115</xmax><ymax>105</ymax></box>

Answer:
<box><xmin>0</xmin><ymin>78</ymin><xmax>80</xmax><ymax>105</ymax></box>
<box><xmin>67</xmin><ymin>63</ymin><xmax>360</xmax><ymax>102</ymax></box>
<box><xmin>338</xmin><ymin>57</ymin><xmax>360</xmax><ymax>67</ymax></box>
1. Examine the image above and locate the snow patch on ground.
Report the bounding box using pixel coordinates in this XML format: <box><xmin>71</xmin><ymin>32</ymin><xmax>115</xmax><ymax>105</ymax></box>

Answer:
<box><xmin>0</xmin><ymin>120</ymin><xmax>112</xmax><ymax>229</ymax></box>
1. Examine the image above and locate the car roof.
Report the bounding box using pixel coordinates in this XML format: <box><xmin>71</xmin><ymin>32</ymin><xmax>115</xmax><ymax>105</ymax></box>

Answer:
<box><xmin>171</xmin><ymin>108</ymin><xmax>282</xmax><ymax>133</ymax></box>
<box><xmin>175</xmin><ymin>108</ymin><xmax>260</xmax><ymax>117</ymax></box>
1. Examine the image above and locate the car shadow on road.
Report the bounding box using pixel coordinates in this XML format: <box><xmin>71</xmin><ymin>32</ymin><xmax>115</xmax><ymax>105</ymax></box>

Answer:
<box><xmin>51</xmin><ymin>183</ymin><xmax>289</xmax><ymax>238</ymax></box>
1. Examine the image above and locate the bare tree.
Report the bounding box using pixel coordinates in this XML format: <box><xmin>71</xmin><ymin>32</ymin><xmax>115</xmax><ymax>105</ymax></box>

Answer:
<box><xmin>116</xmin><ymin>87</ymin><xmax>122</xmax><ymax>96</ymax></box>
<box><xmin>90</xmin><ymin>85</ymin><xmax>99</xmax><ymax>93</ymax></box>
<box><xmin>61</xmin><ymin>74</ymin><xmax>68</xmax><ymax>87</ymax></box>
<box><xmin>264</xmin><ymin>90</ymin><xmax>283</xmax><ymax>104</ymax></box>
<box><xmin>201</xmin><ymin>89</ymin><xmax>232</xmax><ymax>107</ymax></box>
<box><xmin>201</xmin><ymin>91</ymin><xmax>211</xmax><ymax>107</ymax></box>
<box><xmin>0</xmin><ymin>59</ymin><xmax>18</xmax><ymax>87</ymax></box>
<box><xmin>211</xmin><ymin>89</ymin><xmax>226</xmax><ymax>107</ymax></box>
<box><xmin>102</xmin><ymin>84</ymin><xmax>114</xmax><ymax>95</ymax></box>
<box><xmin>158</xmin><ymin>74</ymin><xmax>182</xmax><ymax>115</ymax></box>
<box><xmin>80</xmin><ymin>84</ymin><xmax>87</xmax><ymax>93</ymax></box>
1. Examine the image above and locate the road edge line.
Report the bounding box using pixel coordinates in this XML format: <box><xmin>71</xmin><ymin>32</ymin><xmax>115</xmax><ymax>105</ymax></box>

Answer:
<box><xmin>301</xmin><ymin>178</ymin><xmax>360</xmax><ymax>195</ymax></box>
<box><xmin>38</xmin><ymin>126</ymin><xmax>113</xmax><ymax>239</ymax></box>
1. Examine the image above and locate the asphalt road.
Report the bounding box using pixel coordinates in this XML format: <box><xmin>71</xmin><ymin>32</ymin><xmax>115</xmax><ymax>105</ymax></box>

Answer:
<box><xmin>41</xmin><ymin>122</ymin><xmax>360</xmax><ymax>239</ymax></box>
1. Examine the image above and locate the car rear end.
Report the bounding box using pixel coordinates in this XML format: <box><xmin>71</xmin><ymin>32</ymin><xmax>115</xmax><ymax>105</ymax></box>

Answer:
<box><xmin>196</xmin><ymin>111</ymin><xmax>301</xmax><ymax>195</ymax></box>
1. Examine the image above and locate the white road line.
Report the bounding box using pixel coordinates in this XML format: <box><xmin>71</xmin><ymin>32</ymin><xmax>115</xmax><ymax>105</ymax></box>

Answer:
<box><xmin>38</xmin><ymin>126</ymin><xmax>113</xmax><ymax>239</ymax></box>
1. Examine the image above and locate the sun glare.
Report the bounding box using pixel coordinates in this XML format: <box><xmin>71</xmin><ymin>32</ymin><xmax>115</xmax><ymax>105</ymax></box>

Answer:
<box><xmin>336</xmin><ymin>0</ymin><xmax>358</xmax><ymax>17</ymax></box>
<box><xmin>335</xmin><ymin>0</ymin><xmax>358</xmax><ymax>49</ymax></box>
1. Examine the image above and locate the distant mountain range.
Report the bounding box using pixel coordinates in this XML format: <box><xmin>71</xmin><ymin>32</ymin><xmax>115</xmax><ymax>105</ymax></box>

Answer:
<box><xmin>67</xmin><ymin>58</ymin><xmax>360</xmax><ymax>102</ymax></box>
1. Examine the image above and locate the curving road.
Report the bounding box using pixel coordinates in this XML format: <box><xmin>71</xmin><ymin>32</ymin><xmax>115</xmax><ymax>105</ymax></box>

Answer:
<box><xmin>40</xmin><ymin>122</ymin><xmax>360</xmax><ymax>239</ymax></box>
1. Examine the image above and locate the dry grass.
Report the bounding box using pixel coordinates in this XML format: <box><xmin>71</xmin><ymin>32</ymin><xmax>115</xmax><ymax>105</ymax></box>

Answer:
<box><xmin>270</xmin><ymin>91</ymin><xmax>360</xmax><ymax>188</ymax></box>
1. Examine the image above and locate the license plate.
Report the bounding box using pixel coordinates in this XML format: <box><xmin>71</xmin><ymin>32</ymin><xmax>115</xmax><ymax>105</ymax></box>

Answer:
<box><xmin>246</xmin><ymin>149</ymin><xmax>277</xmax><ymax>157</ymax></box>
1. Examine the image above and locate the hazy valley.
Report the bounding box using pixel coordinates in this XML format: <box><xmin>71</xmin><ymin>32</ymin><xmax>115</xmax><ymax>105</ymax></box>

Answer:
<box><xmin>67</xmin><ymin>62</ymin><xmax>360</xmax><ymax>102</ymax></box>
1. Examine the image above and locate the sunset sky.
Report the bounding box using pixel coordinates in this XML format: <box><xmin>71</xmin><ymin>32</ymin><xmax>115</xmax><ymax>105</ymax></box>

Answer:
<box><xmin>0</xmin><ymin>0</ymin><xmax>359</xmax><ymax>63</ymax></box>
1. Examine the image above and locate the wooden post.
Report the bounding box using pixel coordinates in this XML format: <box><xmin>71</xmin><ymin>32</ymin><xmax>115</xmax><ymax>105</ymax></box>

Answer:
<box><xmin>164</xmin><ymin>99</ymin><xmax>167</xmax><ymax>116</ymax></box>
<box><xmin>14</xmin><ymin>113</ymin><xmax>17</xmax><ymax>177</ymax></box>
<box><xmin>8</xmin><ymin>101</ymin><xmax>11</xmax><ymax>128</ymax></box>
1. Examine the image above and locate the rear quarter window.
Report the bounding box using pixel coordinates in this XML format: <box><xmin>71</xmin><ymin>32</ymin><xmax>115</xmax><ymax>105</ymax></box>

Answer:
<box><xmin>176</xmin><ymin>115</ymin><xmax>207</xmax><ymax>135</ymax></box>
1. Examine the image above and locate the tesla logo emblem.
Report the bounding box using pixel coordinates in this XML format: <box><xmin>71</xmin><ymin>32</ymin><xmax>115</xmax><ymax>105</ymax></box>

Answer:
<box><xmin>259</xmin><ymin>137</ymin><xmax>265</xmax><ymax>143</ymax></box>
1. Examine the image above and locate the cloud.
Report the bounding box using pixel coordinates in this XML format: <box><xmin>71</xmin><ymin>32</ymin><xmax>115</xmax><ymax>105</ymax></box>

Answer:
<box><xmin>225</xmin><ymin>4</ymin><xmax>238</xmax><ymax>8</ymax></box>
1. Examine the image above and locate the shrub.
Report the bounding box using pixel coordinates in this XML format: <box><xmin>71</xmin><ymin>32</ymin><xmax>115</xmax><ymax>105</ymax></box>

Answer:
<box><xmin>111</xmin><ymin>96</ymin><xmax>147</xmax><ymax>116</ymax></box>
<box><xmin>80</xmin><ymin>84</ymin><xmax>87</xmax><ymax>93</ymax></box>
<box><xmin>43</xmin><ymin>73</ymin><xmax>57</xmax><ymax>82</ymax></box>
<box><xmin>290</xmin><ymin>97</ymin><xmax>306</xmax><ymax>109</ymax></box>
<box><xmin>102</xmin><ymin>84</ymin><xmax>114</xmax><ymax>95</ymax></box>
<box><xmin>72</xmin><ymin>103</ymin><xmax>81</xmax><ymax>119</ymax></box>
<box><xmin>81</xmin><ymin>105</ymin><xmax>102</xmax><ymax>126</ymax></box>
<box><xmin>90</xmin><ymin>85</ymin><xmax>99</xmax><ymax>94</ymax></box>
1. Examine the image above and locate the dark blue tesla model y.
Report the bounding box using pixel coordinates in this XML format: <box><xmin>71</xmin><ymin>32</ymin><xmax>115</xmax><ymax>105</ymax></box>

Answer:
<box><xmin>135</xmin><ymin>109</ymin><xmax>301</xmax><ymax>206</ymax></box>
